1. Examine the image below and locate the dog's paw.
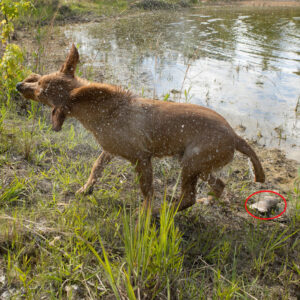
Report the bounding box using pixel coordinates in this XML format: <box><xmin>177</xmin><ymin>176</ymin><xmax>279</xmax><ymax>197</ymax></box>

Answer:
<box><xmin>76</xmin><ymin>184</ymin><xmax>94</xmax><ymax>195</ymax></box>
<box><xmin>196</xmin><ymin>195</ymin><xmax>214</xmax><ymax>205</ymax></box>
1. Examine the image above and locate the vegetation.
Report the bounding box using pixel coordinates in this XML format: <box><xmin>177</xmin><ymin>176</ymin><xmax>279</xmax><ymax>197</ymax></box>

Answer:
<box><xmin>1</xmin><ymin>1</ymin><xmax>300</xmax><ymax>299</ymax></box>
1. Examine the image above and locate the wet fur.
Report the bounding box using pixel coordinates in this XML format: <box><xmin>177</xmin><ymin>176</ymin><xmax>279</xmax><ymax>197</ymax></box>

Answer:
<box><xmin>16</xmin><ymin>44</ymin><xmax>265</xmax><ymax>213</ymax></box>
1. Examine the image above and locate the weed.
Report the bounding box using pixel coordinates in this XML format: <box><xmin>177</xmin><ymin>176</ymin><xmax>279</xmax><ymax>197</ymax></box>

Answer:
<box><xmin>0</xmin><ymin>44</ymin><xmax>30</xmax><ymax>106</ymax></box>
<box><xmin>0</xmin><ymin>178</ymin><xmax>27</xmax><ymax>207</ymax></box>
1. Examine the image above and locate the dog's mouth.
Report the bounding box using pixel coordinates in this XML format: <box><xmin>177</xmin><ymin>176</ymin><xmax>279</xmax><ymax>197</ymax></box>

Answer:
<box><xmin>16</xmin><ymin>82</ymin><xmax>28</xmax><ymax>94</ymax></box>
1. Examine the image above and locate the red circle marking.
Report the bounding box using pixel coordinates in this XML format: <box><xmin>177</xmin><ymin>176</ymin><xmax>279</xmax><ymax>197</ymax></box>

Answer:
<box><xmin>245</xmin><ymin>190</ymin><xmax>287</xmax><ymax>220</ymax></box>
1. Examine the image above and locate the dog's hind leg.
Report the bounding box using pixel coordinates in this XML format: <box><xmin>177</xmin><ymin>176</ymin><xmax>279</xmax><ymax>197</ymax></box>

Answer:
<box><xmin>176</xmin><ymin>168</ymin><xmax>199</xmax><ymax>212</ymax></box>
<box><xmin>135</xmin><ymin>158</ymin><xmax>154</xmax><ymax>211</ymax></box>
<box><xmin>76</xmin><ymin>151</ymin><xmax>113</xmax><ymax>195</ymax></box>
<box><xmin>206</xmin><ymin>174</ymin><xmax>225</xmax><ymax>198</ymax></box>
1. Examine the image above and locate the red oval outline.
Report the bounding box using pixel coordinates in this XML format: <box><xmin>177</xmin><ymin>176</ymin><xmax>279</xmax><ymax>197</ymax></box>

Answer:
<box><xmin>245</xmin><ymin>190</ymin><xmax>287</xmax><ymax>220</ymax></box>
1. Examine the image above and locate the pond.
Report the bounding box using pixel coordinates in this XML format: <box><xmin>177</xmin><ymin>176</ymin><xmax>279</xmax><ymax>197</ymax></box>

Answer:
<box><xmin>65</xmin><ymin>6</ymin><xmax>300</xmax><ymax>161</ymax></box>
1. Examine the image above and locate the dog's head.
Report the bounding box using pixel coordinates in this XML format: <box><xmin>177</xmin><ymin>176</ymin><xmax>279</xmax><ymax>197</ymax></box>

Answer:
<box><xmin>16</xmin><ymin>44</ymin><xmax>80</xmax><ymax>131</ymax></box>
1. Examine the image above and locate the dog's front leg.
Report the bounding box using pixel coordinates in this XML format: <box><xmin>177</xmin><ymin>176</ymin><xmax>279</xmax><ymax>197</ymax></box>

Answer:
<box><xmin>76</xmin><ymin>151</ymin><xmax>113</xmax><ymax>195</ymax></box>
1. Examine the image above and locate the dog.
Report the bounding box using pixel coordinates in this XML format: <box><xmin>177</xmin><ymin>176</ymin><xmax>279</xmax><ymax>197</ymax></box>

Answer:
<box><xmin>16</xmin><ymin>44</ymin><xmax>265</xmax><ymax>213</ymax></box>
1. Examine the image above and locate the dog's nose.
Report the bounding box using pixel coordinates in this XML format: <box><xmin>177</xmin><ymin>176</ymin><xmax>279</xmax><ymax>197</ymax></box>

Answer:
<box><xmin>16</xmin><ymin>82</ymin><xmax>22</xmax><ymax>91</ymax></box>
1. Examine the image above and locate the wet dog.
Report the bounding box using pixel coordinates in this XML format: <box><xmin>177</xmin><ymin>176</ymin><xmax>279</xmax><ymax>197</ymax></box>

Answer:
<box><xmin>16</xmin><ymin>44</ymin><xmax>265</xmax><ymax>213</ymax></box>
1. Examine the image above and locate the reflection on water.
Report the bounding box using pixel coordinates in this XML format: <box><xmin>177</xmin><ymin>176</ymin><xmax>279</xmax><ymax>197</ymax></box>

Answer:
<box><xmin>65</xmin><ymin>6</ymin><xmax>300</xmax><ymax>161</ymax></box>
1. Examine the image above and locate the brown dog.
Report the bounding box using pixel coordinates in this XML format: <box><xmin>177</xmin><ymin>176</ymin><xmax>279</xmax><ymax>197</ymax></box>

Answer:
<box><xmin>16</xmin><ymin>44</ymin><xmax>265</xmax><ymax>213</ymax></box>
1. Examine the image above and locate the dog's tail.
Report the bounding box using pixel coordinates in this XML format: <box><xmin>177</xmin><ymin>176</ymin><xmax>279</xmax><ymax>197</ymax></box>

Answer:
<box><xmin>235</xmin><ymin>135</ymin><xmax>265</xmax><ymax>183</ymax></box>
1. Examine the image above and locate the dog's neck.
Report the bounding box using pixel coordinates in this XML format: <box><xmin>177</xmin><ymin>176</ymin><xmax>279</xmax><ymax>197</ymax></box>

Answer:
<box><xmin>67</xmin><ymin>82</ymin><xmax>132</xmax><ymax>130</ymax></box>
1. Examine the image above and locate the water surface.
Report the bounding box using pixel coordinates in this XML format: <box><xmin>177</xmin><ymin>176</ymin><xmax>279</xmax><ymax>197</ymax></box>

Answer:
<box><xmin>65</xmin><ymin>6</ymin><xmax>300</xmax><ymax>160</ymax></box>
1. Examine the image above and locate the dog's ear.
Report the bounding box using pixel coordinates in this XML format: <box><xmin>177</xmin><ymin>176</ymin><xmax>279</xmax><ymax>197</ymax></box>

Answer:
<box><xmin>60</xmin><ymin>44</ymin><xmax>79</xmax><ymax>77</ymax></box>
<box><xmin>51</xmin><ymin>107</ymin><xmax>66</xmax><ymax>132</ymax></box>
